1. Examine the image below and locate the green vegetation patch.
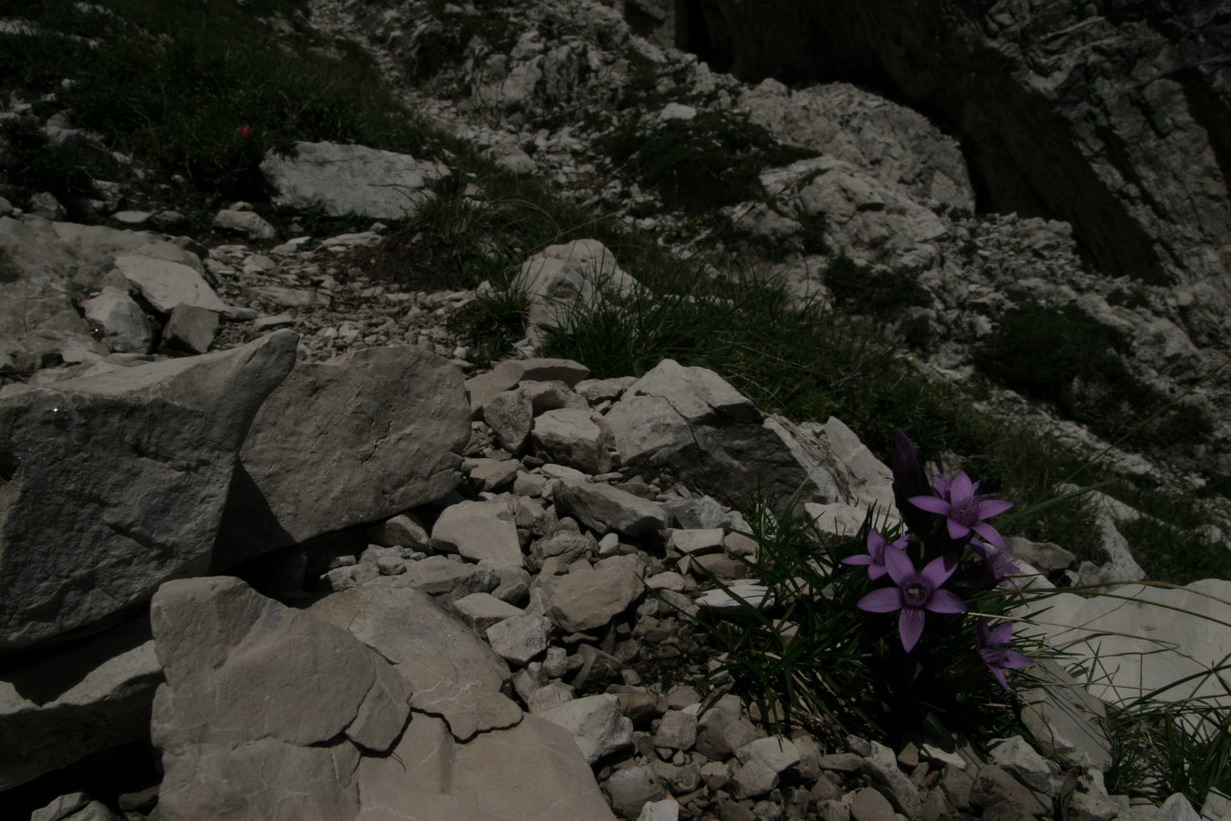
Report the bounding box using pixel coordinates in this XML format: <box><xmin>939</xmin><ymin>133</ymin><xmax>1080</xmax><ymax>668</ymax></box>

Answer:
<box><xmin>598</xmin><ymin>110</ymin><xmax>816</xmax><ymax>215</ymax></box>
<box><xmin>974</xmin><ymin>302</ymin><xmax>1213</xmax><ymax>452</ymax></box>
<box><xmin>5</xmin><ymin>0</ymin><xmax>434</xmax><ymax>202</ymax></box>
<box><xmin>825</xmin><ymin>254</ymin><xmax>932</xmax><ymax>322</ymax></box>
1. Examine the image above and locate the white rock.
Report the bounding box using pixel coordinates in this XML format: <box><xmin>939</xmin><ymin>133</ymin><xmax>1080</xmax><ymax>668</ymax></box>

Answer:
<box><xmin>81</xmin><ymin>286</ymin><xmax>153</xmax><ymax>353</ymax></box>
<box><xmin>538</xmin><ymin>694</ymin><xmax>633</xmax><ymax>764</ymax></box>
<box><xmin>213</xmin><ymin>209</ymin><xmax>276</xmax><ymax>240</ymax></box>
<box><xmin>486</xmin><ymin>614</ymin><xmax>551</xmax><ymax>665</ymax></box>
<box><xmin>113</xmin><ymin>254</ymin><xmax>229</xmax><ymax>314</ymax></box>
<box><xmin>261</xmin><ymin>141</ymin><xmax>450</xmax><ymax>220</ymax></box>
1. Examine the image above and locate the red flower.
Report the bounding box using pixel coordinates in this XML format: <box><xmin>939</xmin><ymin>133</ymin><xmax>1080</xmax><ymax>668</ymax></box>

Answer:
<box><xmin>236</xmin><ymin>125</ymin><xmax>255</xmax><ymax>139</ymax></box>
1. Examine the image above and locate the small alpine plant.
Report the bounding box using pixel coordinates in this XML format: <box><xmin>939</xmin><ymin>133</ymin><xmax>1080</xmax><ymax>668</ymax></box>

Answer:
<box><xmin>849</xmin><ymin>430</ymin><xmax>1032</xmax><ymax>690</ymax></box>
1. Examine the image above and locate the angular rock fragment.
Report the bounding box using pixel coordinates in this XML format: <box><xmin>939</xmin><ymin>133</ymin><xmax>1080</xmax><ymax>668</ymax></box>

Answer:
<box><xmin>261</xmin><ymin>140</ymin><xmax>450</xmax><ymax>220</ymax></box>
<box><xmin>552</xmin><ymin>478</ymin><xmax>666</xmax><ymax>536</ymax></box>
<box><xmin>216</xmin><ymin>345</ymin><xmax>470</xmax><ymax>563</ymax></box>
<box><xmin>541</xmin><ymin>554</ymin><xmax>644</xmax><ymax>632</ymax></box>
<box><xmin>431</xmin><ymin>498</ymin><xmax>524</xmax><ymax>566</ymax></box>
<box><xmin>150</xmin><ymin>577</ymin><xmax>410</xmax><ymax>820</ymax></box>
<box><xmin>311</xmin><ymin>585</ymin><xmax>521</xmax><ymax>741</ymax></box>
<box><xmin>538</xmin><ymin>694</ymin><xmax>634</xmax><ymax>764</ymax></box>
<box><xmin>0</xmin><ymin>331</ymin><xmax>297</xmax><ymax>653</ymax></box>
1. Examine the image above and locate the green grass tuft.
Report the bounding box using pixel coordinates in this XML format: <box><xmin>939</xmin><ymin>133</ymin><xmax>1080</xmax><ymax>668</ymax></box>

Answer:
<box><xmin>598</xmin><ymin>110</ymin><xmax>817</xmax><ymax>214</ymax></box>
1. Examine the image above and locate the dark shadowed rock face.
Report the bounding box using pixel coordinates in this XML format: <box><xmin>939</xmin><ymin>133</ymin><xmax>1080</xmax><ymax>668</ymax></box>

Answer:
<box><xmin>677</xmin><ymin>0</ymin><xmax>1231</xmax><ymax>286</ymax></box>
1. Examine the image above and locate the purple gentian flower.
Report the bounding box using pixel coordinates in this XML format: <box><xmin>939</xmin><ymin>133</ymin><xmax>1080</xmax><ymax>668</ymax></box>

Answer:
<box><xmin>856</xmin><ymin>548</ymin><xmax>966</xmax><ymax>653</ymax></box>
<box><xmin>910</xmin><ymin>471</ymin><xmax>1013</xmax><ymax>549</ymax></box>
<box><xmin>970</xmin><ymin>539</ymin><xmax>1021</xmax><ymax>586</ymax></box>
<box><xmin>842</xmin><ymin>529</ymin><xmax>908</xmax><ymax>580</ymax></box>
<box><xmin>976</xmin><ymin>619</ymin><xmax>1031</xmax><ymax>691</ymax></box>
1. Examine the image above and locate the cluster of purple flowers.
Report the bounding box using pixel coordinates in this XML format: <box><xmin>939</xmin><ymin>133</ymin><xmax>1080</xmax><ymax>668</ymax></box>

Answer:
<box><xmin>841</xmin><ymin>432</ymin><xmax>1030</xmax><ymax>690</ymax></box>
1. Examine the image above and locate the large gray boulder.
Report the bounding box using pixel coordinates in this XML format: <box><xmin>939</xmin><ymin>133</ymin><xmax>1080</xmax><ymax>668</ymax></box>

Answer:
<box><xmin>676</xmin><ymin>0</ymin><xmax>1231</xmax><ymax>287</ymax></box>
<box><xmin>742</xmin><ymin>79</ymin><xmax>975</xmax><ymax>211</ymax></box>
<box><xmin>0</xmin><ymin>330</ymin><xmax>297</xmax><ymax>654</ymax></box>
<box><xmin>1018</xmin><ymin>578</ymin><xmax>1231</xmax><ymax>710</ymax></box>
<box><xmin>260</xmin><ymin>141</ymin><xmax>450</xmax><ymax>220</ymax></box>
<box><xmin>216</xmin><ymin>345</ymin><xmax>470</xmax><ymax>564</ymax></box>
<box><xmin>150</xmin><ymin>576</ymin><xmax>411</xmax><ymax>821</ymax></box>
<box><xmin>153</xmin><ymin>577</ymin><xmax>605</xmax><ymax>821</ymax></box>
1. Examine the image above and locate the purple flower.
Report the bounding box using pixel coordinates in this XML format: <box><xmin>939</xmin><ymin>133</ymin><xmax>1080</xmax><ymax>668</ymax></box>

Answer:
<box><xmin>976</xmin><ymin>619</ymin><xmax>1031</xmax><ymax>691</ymax></box>
<box><xmin>970</xmin><ymin>539</ymin><xmax>1021</xmax><ymax>586</ymax></box>
<box><xmin>856</xmin><ymin>548</ymin><xmax>966</xmax><ymax>653</ymax></box>
<box><xmin>910</xmin><ymin>471</ymin><xmax>1013</xmax><ymax>549</ymax></box>
<box><xmin>842</xmin><ymin>529</ymin><xmax>908</xmax><ymax>580</ymax></box>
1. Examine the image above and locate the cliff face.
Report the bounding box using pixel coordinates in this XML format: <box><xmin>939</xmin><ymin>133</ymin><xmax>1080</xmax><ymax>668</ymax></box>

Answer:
<box><xmin>676</xmin><ymin>0</ymin><xmax>1231</xmax><ymax>287</ymax></box>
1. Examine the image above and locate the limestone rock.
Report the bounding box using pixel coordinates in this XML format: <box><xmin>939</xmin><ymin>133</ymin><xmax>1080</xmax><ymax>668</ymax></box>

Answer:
<box><xmin>538</xmin><ymin>693</ymin><xmax>634</xmax><ymax>764</ymax></box>
<box><xmin>1017</xmin><ymin>659</ymin><xmax>1112</xmax><ymax>772</ymax></box>
<box><xmin>485</xmin><ymin>387</ymin><xmax>534</xmax><ymax>452</ymax></box>
<box><xmin>357</xmin><ymin>712</ymin><xmax>617</xmax><ymax>820</ymax></box>
<box><xmin>81</xmin><ymin>286</ymin><xmax>153</xmax><ymax>353</ymax></box>
<box><xmin>1020</xmin><ymin>580</ymin><xmax>1231</xmax><ymax>709</ymax></box>
<box><xmin>112</xmin><ymin>254</ymin><xmax>229</xmax><ymax>314</ymax></box>
<box><xmin>0</xmin><ymin>618</ymin><xmax>161</xmax><ymax>790</ymax></box>
<box><xmin>216</xmin><ymin>345</ymin><xmax>469</xmax><ymax>563</ymax></box>
<box><xmin>454</xmin><ymin>591</ymin><xmax>525</xmax><ymax>632</ymax></box>
<box><xmin>212</xmin><ymin>208</ymin><xmax>276</xmax><ymax>240</ymax></box>
<box><xmin>310</xmin><ymin>584</ymin><xmax>521</xmax><ymax>741</ymax></box>
<box><xmin>761</xmin><ymin>156</ymin><xmax>948</xmax><ymax>268</ymax></box>
<box><xmin>431</xmin><ymin>498</ymin><xmax>524</xmax><ymax>566</ymax></box>
<box><xmin>678</xmin><ymin>0</ymin><xmax>1231</xmax><ymax>286</ymax></box>
<box><xmin>486</xmin><ymin>614</ymin><xmax>551</xmax><ymax>665</ymax></box>
<box><xmin>161</xmin><ymin>303</ymin><xmax>219</xmax><ymax>354</ymax></box>
<box><xmin>552</xmin><ymin>478</ymin><xmax>666</xmax><ymax>537</ymax></box>
<box><xmin>0</xmin><ymin>331</ymin><xmax>297</xmax><ymax>653</ymax></box>
<box><xmin>532</xmin><ymin>407</ymin><xmax>613</xmax><ymax>474</ymax></box>
<box><xmin>260</xmin><ymin>140</ymin><xmax>450</xmax><ymax>220</ymax></box>
<box><xmin>743</xmin><ymin>79</ymin><xmax>974</xmax><ymax>210</ymax></box>
<box><xmin>542</xmin><ymin>554</ymin><xmax>644</xmax><ymax>632</ymax></box>
<box><xmin>517</xmin><ymin>239</ymin><xmax>640</xmax><ymax>338</ymax></box>
<box><xmin>604</xmin><ymin>360</ymin><xmax>859</xmax><ymax>508</ymax></box>
<box><xmin>150</xmin><ymin>576</ymin><xmax>411</xmax><ymax>820</ymax></box>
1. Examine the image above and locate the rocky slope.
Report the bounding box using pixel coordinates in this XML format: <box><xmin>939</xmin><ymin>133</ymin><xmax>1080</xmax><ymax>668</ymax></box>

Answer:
<box><xmin>305</xmin><ymin>0</ymin><xmax>1231</xmax><ymax>494</ymax></box>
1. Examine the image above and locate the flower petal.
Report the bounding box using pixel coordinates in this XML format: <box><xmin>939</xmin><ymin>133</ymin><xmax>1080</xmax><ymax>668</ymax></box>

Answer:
<box><xmin>974</xmin><ymin>499</ymin><xmax>1014</xmax><ymax>519</ymax></box>
<box><xmin>990</xmin><ymin>666</ymin><xmax>1010</xmax><ymax>691</ymax></box>
<box><xmin>921</xmin><ymin>554</ymin><xmax>959</xmax><ymax>588</ymax></box>
<box><xmin>899</xmin><ymin>608</ymin><xmax>925</xmax><ymax>653</ymax></box>
<box><xmin>857</xmin><ymin>587</ymin><xmax>903</xmax><ymax>613</ymax></box>
<box><xmin>867</xmin><ymin>565</ymin><xmax>888</xmax><ymax>581</ymax></box>
<box><xmin>842</xmin><ymin>555</ymin><xmax>873</xmax><ymax>566</ymax></box>
<box><xmin>910</xmin><ymin>496</ymin><xmax>950</xmax><ymax>515</ymax></box>
<box><xmin>950</xmin><ymin>471</ymin><xmax>975</xmax><ymax>504</ymax></box>
<box><xmin>926</xmin><ymin>588</ymin><xmax>967</xmax><ymax>614</ymax></box>
<box><xmin>947</xmin><ymin>519</ymin><xmax>972</xmax><ymax>541</ymax></box>
<box><xmin>883</xmin><ymin>546</ymin><xmax>916</xmax><ymax>587</ymax></box>
<box><xmin>1003</xmin><ymin>651</ymin><xmax>1031</xmax><ymax>670</ymax></box>
<box><xmin>988</xmin><ymin>622</ymin><xmax>1014</xmax><ymax>646</ymax></box>
<box><xmin>976</xmin><ymin>618</ymin><xmax>991</xmax><ymax>646</ymax></box>
<box><xmin>971</xmin><ymin>522</ymin><xmax>1007</xmax><ymax>550</ymax></box>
